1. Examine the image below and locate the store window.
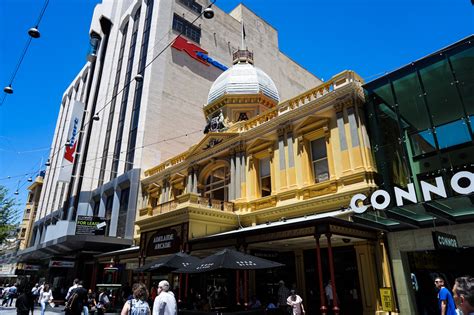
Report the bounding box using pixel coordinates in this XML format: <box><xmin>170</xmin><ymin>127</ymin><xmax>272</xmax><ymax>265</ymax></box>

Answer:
<box><xmin>204</xmin><ymin>167</ymin><xmax>229</xmax><ymax>201</ymax></box>
<box><xmin>310</xmin><ymin>138</ymin><xmax>329</xmax><ymax>183</ymax></box>
<box><xmin>259</xmin><ymin>157</ymin><xmax>272</xmax><ymax>197</ymax></box>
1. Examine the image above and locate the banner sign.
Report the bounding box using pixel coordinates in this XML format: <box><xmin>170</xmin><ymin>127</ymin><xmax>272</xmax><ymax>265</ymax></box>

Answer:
<box><xmin>432</xmin><ymin>231</ymin><xmax>458</xmax><ymax>250</ymax></box>
<box><xmin>49</xmin><ymin>260</ymin><xmax>75</xmax><ymax>268</ymax></box>
<box><xmin>58</xmin><ymin>100</ymin><xmax>85</xmax><ymax>183</ymax></box>
<box><xmin>76</xmin><ymin>215</ymin><xmax>107</xmax><ymax>235</ymax></box>
<box><xmin>75</xmin><ymin>215</ymin><xmax>107</xmax><ymax>235</ymax></box>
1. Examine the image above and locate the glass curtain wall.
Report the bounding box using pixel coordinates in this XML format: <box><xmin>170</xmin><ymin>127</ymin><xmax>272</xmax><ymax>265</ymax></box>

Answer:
<box><xmin>364</xmin><ymin>39</ymin><xmax>473</xmax><ymax>202</ymax></box>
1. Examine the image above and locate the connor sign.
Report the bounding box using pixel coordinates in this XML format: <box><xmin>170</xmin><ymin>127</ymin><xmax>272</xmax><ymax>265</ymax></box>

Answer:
<box><xmin>350</xmin><ymin>171</ymin><xmax>473</xmax><ymax>213</ymax></box>
<box><xmin>432</xmin><ymin>231</ymin><xmax>458</xmax><ymax>250</ymax></box>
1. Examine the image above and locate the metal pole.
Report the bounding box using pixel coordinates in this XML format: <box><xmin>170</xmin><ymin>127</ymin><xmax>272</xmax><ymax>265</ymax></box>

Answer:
<box><xmin>326</xmin><ymin>233</ymin><xmax>340</xmax><ymax>315</ymax></box>
<box><xmin>315</xmin><ymin>234</ymin><xmax>327</xmax><ymax>315</ymax></box>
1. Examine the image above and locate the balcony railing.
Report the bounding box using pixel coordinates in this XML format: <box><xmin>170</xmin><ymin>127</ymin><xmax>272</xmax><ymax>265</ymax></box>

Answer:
<box><xmin>141</xmin><ymin>193</ymin><xmax>234</xmax><ymax>217</ymax></box>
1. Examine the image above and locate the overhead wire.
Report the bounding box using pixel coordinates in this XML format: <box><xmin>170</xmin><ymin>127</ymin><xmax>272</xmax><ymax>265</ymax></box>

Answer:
<box><xmin>0</xmin><ymin>0</ymin><xmax>50</xmax><ymax>107</ymax></box>
<box><xmin>0</xmin><ymin>129</ymin><xmax>203</xmax><ymax>182</ymax></box>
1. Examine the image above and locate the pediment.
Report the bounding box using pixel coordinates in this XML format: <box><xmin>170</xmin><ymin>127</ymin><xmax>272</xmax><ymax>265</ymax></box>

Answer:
<box><xmin>294</xmin><ymin>115</ymin><xmax>329</xmax><ymax>134</ymax></box>
<box><xmin>247</xmin><ymin>137</ymin><xmax>274</xmax><ymax>154</ymax></box>
<box><xmin>187</xmin><ymin>132</ymin><xmax>238</xmax><ymax>157</ymax></box>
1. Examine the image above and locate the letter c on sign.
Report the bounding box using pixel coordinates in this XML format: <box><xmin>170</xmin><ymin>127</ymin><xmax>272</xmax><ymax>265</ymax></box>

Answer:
<box><xmin>350</xmin><ymin>194</ymin><xmax>368</xmax><ymax>214</ymax></box>
<box><xmin>371</xmin><ymin>190</ymin><xmax>391</xmax><ymax>210</ymax></box>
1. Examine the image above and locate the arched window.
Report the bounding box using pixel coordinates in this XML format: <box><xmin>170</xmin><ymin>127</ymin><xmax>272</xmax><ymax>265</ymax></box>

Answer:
<box><xmin>203</xmin><ymin>166</ymin><xmax>229</xmax><ymax>201</ymax></box>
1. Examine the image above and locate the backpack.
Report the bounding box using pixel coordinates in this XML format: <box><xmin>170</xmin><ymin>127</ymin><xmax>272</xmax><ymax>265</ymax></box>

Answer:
<box><xmin>65</xmin><ymin>291</ymin><xmax>79</xmax><ymax>312</ymax></box>
<box><xmin>129</xmin><ymin>299</ymin><xmax>150</xmax><ymax>315</ymax></box>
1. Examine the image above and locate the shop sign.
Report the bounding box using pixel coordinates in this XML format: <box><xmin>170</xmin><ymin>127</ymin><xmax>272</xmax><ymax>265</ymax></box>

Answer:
<box><xmin>432</xmin><ymin>231</ymin><xmax>458</xmax><ymax>250</ymax></box>
<box><xmin>125</xmin><ymin>262</ymin><xmax>139</xmax><ymax>270</ymax></box>
<box><xmin>22</xmin><ymin>264</ymin><xmax>41</xmax><ymax>271</ymax></box>
<box><xmin>379</xmin><ymin>287</ymin><xmax>395</xmax><ymax>312</ymax></box>
<box><xmin>350</xmin><ymin>171</ymin><xmax>473</xmax><ymax>213</ymax></box>
<box><xmin>49</xmin><ymin>260</ymin><xmax>75</xmax><ymax>268</ymax></box>
<box><xmin>172</xmin><ymin>36</ymin><xmax>228</xmax><ymax>71</ymax></box>
<box><xmin>58</xmin><ymin>101</ymin><xmax>85</xmax><ymax>183</ymax></box>
<box><xmin>146</xmin><ymin>229</ymin><xmax>180</xmax><ymax>256</ymax></box>
<box><xmin>75</xmin><ymin>216</ymin><xmax>107</xmax><ymax>235</ymax></box>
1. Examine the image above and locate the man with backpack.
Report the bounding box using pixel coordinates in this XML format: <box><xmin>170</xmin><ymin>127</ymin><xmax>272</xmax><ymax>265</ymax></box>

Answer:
<box><xmin>66</xmin><ymin>281</ymin><xmax>88</xmax><ymax>315</ymax></box>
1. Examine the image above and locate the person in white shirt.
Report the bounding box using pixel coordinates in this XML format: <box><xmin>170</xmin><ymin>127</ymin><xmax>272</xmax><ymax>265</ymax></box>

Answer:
<box><xmin>325</xmin><ymin>280</ymin><xmax>334</xmax><ymax>307</ymax></box>
<box><xmin>152</xmin><ymin>280</ymin><xmax>177</xmax><ymax>315</ymax></box>
<box><xmin>40</xmin><ymin>284</ymin><xmax>54</xmax><ymax>315</ymax></box>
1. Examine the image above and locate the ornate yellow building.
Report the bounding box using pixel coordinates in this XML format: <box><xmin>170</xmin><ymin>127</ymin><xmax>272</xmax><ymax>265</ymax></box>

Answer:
<box><xmin>135</xmin><ymin>50</ymin><xmax>395</xmax><ymax>315</ymax></box>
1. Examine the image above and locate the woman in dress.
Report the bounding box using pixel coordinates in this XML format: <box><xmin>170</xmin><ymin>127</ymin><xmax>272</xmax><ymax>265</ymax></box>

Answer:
<box><xmin>40</xmin><ymin>284</ymin><xmax>54</xmax><ymax>315</ymax></box>
<box><xmin>287</xmin><ymin>290</ymin><xmax>305</xmax><ymax>315</ymax></box>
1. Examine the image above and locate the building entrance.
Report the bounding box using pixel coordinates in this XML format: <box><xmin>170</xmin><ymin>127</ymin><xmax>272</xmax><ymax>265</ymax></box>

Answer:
<box><xmin>304</xmin><ymin>245</ymin><xmax>362</xmax><ymax>315</ymax></box>
<box><xmin>408</xmin><ymin>247</ymin><xmax>474</xmax><ymax>315</ymax></box>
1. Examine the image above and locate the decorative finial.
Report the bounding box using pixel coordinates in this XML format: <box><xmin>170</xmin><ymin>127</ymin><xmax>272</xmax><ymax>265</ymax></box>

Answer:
<box><xmin>233</xmin><ymin>19</ymin><xmax>254</xmax><ymax>65</ymax></box>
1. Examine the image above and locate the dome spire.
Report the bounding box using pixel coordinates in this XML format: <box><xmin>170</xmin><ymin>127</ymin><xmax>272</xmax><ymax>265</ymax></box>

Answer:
<box><xmin>233</xmin><ymin>20</ymin><xmax>253</xmax><ymax>65</ymax></box>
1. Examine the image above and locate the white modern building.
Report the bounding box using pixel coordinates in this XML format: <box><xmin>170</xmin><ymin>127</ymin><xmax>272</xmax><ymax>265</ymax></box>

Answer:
<box><xmin>19</xmin><ymin>0</ymin><xmax>321</xmax><ymax>283</ymax></box>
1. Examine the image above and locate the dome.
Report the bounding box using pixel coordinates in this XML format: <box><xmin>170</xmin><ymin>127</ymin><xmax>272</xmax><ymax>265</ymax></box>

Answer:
<box><xmin>207</xmin><ymin>62</ymin><xmax>280</xmax><ymax>104</ymax></box>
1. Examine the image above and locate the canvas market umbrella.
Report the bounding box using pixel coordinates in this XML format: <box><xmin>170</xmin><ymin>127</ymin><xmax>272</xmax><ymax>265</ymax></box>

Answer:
<box><xmin>136</xmin><ymin>252</ymin><xmax>200</xmax><ymax>272</ymax></box>
<box><xmin>136</xmin><ymin>252</ymin><xmax>200</xmax><ymax>301</ymax></box>
<box><xmin>174</xmin><ymin>248</ymin><xmax>284</xmax><ymax>305</ymax></box>
<box><xmin>174</xmin><ymin>248</ymin><xmax>284</xmax><ymax>273</ymax></box>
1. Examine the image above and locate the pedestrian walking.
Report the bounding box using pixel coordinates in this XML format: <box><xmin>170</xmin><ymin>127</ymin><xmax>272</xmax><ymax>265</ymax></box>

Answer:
<box><xmin>120</xmin><ymin>283</ymin><xmax>150</xmax><ymax>315</ymax></box>
<box><xmin>16</xmin><ymin>285</ymin><xmax>34</xmax><ymax>315</ymax></box>
<box><xmin>435</xmin><ymin>276</ymin><xmax>457</xmax><ymax>315</ymax></box>
<box><xmin>287</xmin><ymin>290</ymin><xmax>305</xmax><ymax>315</ymax></box>
<box><xmin>39</xmin><ymin>284</ymin><xmax>54</xmax><ymax>315</ymax></box>
<box><xmin>152</xmin><ymin>280</ymin><xmax>176</xmax><ymax>315</ymax></box>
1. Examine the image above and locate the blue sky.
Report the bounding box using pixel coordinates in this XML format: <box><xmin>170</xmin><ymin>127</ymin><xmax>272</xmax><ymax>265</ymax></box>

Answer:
<box><xmin>0</xmin><ymin>0</ymin><xmax>472</xmax><ymax>219</ymax></box>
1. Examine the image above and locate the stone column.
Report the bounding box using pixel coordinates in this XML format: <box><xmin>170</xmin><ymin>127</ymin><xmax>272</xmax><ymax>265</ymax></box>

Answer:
<box><xmin>229</xmin><ymin>153</ymin><xmax>236</xmax><ymax>200</ymax></box>
<box><xmin>192</xmin><ymin>166</ymin><xmax>199</xmax><ymax>193</ymax></box>
<box><xmin>186</xmin><ymin>167</ymin><xmax>193</xmax><ymax>193</ymax></box>
<box><xmin>235</xmin><ymin>151</ymin><xmax>242</xmax><ymax>199</ymax></box>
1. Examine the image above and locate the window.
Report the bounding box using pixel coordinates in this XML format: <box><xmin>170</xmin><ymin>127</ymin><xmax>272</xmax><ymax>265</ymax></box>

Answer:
<box><xmin>93</xmin><ymin>199</ymin><xmax>100</xmax><ymax>216</ymax></box>
<box><xmin>204</xmin><ymin>167</ymin><xmax>229</xmax><ymax>201</ymax></box>
<box><xmin>178</xmin><ymin>0</ymin><xmax>202</xmax><ymax>14</ymax></box>
<box><xmin>117</xmin><ymin>187</ymin><xmax>130</xmax><ymax>238</ymax></box>
<box><xmin>20</xmin><ymin>228</ymin><xmax>26</xmax><ymax>238</ymax></box>
<box><xmin>112</xmin><ymin>9</ymin><xmax>141</xmax><ymax>179</ymax></box>
<box><xmin>126</xmin><ymin>0</ymin><xmax>154</xmax><ymax>171</ymax></box>
<box><xmin>259</xmin><ymin>158</ymin><xmax>272</xmax><ymax>197</ymax></box>
<box><xmin>105</xmin><ymin>194</ymin><xmax>113</xmax><ymax>236</ymax></box>
<box><xmin>310</xmin><ymin>138</ymin><xmax>329</xmax><ymax>183</ymax></box>
<box><xmin>99</xmin><ymin>22</ymin><xmax>129</xmax><ymax>186</ymax></box>
<box><xmin>172</xmin><ymin>14</ymin><xmax>201</xmax><ymax>43</ymax></box>
<box><xmin>28</xmin><ymin>193</ymin><xmax>34</xmax><ymax>203</ymax></box>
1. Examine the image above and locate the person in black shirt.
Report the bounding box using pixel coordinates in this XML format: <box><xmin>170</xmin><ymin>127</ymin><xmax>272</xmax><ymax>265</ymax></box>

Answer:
<box><xmin>16</xmin><ymin>285</ymin><xmax>34</xmax><ymax>315</ymax></box>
